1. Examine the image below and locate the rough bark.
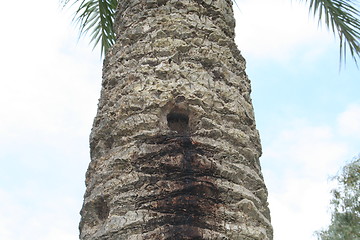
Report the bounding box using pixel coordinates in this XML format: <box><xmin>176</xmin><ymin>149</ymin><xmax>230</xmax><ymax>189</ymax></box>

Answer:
<box><xmin>79</xmin><ymin>0</ymin><xmax>273</xmax><ymax>239</ymax></box>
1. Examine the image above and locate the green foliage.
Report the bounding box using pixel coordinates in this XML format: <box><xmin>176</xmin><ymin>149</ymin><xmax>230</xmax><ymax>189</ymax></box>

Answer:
<box><xmin>61</xmin><ymin>0</ymin><xmax>117</xmax><ymax>56</ymax></box>
<box><xmin>315</xmin><ymin>156</ymin><xmax>360</xmax><ymax>240</ymax></box>
<box><xmin>62</xmin><ymin>0</ymin><xmax>360</xmax><ymax>64</ymax></box>
<box><xmin>300</xmin><ymin>0</ymin><xmax>360</xmax><ymax>65</ymax></box>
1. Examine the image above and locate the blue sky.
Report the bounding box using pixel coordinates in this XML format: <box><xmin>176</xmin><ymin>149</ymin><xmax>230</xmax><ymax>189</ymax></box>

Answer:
<box><xmin>0</xmin><ymin>0</ymin><xmax>359</xmax><ymax>239</ymax></box>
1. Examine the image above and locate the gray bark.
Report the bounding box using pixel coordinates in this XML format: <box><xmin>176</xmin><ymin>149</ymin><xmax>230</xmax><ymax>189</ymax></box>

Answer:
<box><xmin>79</xmin><ymin>0</ymin><xmax>273</xmax><ymax>239</ymax></box>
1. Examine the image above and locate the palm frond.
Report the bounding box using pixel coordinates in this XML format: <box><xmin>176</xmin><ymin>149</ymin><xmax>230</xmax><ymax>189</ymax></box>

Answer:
<box><xmin>300</xmin><ymin>0</ymin><xmax>360</xmax><ymax>65</ymax></box>
<box><xmin>62</xmin><ymin>0</ymin><xmax>118</xmax><ymax>56</ymax></box>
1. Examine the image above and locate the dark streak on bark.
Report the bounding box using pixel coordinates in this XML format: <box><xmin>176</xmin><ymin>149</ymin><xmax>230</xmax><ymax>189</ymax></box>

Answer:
<box><xmin>132</xmin><ymin>135</ymin><xmax>222</xmax><ymax>239</ymax></box>
<box><xmin>94</xmin><ymin>196</ymin><xmax>110</xmax><ymax>221</ymax></box>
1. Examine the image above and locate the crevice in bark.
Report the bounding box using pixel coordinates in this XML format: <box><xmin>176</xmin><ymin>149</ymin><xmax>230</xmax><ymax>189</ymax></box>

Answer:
<box><xmin>191</xmin><ymin>0</ymin><xmax>233</xmax><ymax>33</ymax></box>
<box><xmin>94</xmin><ymin>196</ymin><xmax>110</xmax><ymax>221</ymax></box>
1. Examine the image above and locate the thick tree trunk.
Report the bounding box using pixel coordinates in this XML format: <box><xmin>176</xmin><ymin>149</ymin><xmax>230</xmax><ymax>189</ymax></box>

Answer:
<box><xmin>79</xmin><ymin>0</ymin><xmax>273</xmax><ymax>239</ymax></box>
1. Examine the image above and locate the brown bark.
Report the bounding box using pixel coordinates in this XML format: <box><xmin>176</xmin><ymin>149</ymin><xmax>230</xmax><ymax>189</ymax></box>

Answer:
<box><xmin>79</xmin><ymin>0</ymin><xmax>273</xmax><ymax>239</ymax></box>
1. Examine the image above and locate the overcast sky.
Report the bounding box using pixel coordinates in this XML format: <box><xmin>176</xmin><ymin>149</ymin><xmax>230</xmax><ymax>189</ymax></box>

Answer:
<box><xmin>0</xmin><ymin>0</ymin><xmax>359</xmax><ymax>239</ymax></box>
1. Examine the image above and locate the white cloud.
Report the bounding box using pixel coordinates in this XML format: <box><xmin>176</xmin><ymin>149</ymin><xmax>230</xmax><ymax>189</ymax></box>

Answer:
<box><xmin>234</xmin><ymin>0</ymin><xmax>333</xmax><ymax>62</ymax></box>
<box><xmin>269</xmin><ymin>178</ymin><xmax>332</xmax><ymax>240</ymax></box>
<box><xmin>0</xmin><ymin>0</ymin><xmax>101</xmax><ymax>155</ymax></box>
<box><xmin>261</xmin><ymin>116</ymin><xmax>353</xmax><ymax>240</ymax></box>
<box><xmin>337</xmin><ymin>104</ymin><xmax>360</xmax><ymax>138</ymax></box>
<box><xmin>0</xmin><ymin>190</ymin><xmax>16</xmax><ymax>240</ymax></box>
<box><xmin>264</xmin><ymin>121</ymin><xmax>348</xmax><ymax>177</ymax></box>
<box><xmin>0</xmin><ymin>1</ymin><xmax>99</xmax><ymax>239</ymax></box>
<box><xmin>0</xmin><ymin>188</ymin><xmax>79</xmax><ymax>240</ymax></box>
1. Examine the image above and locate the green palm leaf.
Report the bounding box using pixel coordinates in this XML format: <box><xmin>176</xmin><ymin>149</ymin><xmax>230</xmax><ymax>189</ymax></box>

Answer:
<box><xmin>61</xmin><ymin>0</ymin><xmax>118</xmax><ymax>56</ymax></box>
<box><xmin>300</xmin><ymin>0</ymin><xmax>360</xmax><ymax>65</ymax></box>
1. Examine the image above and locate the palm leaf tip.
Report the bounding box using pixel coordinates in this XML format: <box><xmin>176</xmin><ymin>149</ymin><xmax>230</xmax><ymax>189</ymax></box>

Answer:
<box><xmin>61</xmin><ymin>0</ymin><xmax>118</xmax><ymax>57</ymax></box>
<box><xmin>301</xmin><ymin>0</ymin><xmax>360</xmax><ymax>65</ymax></box>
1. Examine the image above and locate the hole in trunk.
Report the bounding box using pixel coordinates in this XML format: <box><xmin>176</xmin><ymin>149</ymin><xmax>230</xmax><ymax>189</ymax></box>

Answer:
<box><xmin>167</xmin><ymin>112</ymin><xmax>189</xmax><ymax>134</ymax></box>
<box><xmin>94</xmin><ymin>197</ymin><xmax>109</xmax><ymax>221</ymax></box>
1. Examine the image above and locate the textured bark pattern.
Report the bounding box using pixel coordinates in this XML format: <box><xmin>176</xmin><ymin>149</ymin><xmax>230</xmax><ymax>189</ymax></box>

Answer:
<box><xmin>80</xmin><ymin>0</ymin><xmax>272</xmax><ymax>239</ymax></box>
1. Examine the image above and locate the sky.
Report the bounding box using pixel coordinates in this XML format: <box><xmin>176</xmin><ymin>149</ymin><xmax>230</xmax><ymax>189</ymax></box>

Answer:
<box><xmin>0</xmin><ymin>0</ymin><xmax>359</xmax><ymax>239</ymax></box>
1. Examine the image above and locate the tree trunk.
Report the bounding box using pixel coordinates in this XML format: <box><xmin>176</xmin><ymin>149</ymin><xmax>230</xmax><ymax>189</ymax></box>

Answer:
<box><xmin>79</xmin><ymin>0</ymin><xmax>273</xmax><ymax>239</ymax></box>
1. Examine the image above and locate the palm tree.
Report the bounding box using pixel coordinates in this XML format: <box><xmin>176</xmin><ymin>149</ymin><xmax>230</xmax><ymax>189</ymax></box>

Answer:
<box><xmin>62</xmin><ymin>0</ymin><xmax>360</xmax><ymax>239</ymax></box>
